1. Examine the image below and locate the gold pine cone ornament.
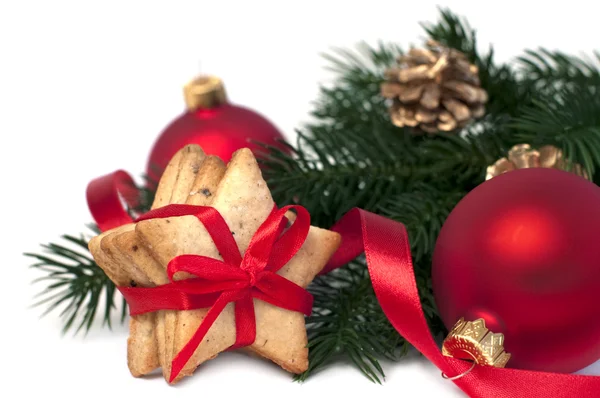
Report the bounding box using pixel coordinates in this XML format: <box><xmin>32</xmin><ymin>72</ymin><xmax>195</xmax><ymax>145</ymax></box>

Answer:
<box><xmin>381</xmin><ymin>40</ymin><xmax>488</xmax><ymax>133</ymax></box>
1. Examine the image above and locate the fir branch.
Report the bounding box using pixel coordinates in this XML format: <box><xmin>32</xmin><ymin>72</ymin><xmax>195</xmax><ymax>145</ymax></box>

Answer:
<box><xmin>421</xmin><ymin>7</ymin><xmax>477</xmax><ymax>60</ymax></box>
<box><xmin>512</xmin><ymin>85</ymin><xmax>600</xmax><ymax>179</ymax></box>
<box><xmin>262</xmin><ymin>132</ymin><xmax>412</xmax><ymax>228</ymax></box>
<box><xmin>322</xmin><ymin>41</ymin><xmax>402</xmax><ymax>89</ymax></box>
<box><xmin>26</xmin><ymin>227</ymin><xmax>123</xmax><ymax>334</ymax></box>
<box><xmin>296</xmin><ymin>261</ymin><xmax>409</xmax><ymax>383</ymax></box>
<box><xmin>27</xmin><ymin>176</ymin><xmax>155</xmax><ymax>334</ymax></box>
<box><xmin>518</xmin><ymin>49</ymin><xmax>600</xmax><ymax>94</ymax></box>
<box><xmin>261</xmin><ymin>123</ymin><xmax>510</xmax><ymax>229</ymax></box>
<box><xmin>378</xmin><ymin>184</ymin><xmax>464</xmax><ymax>263</ymax></box>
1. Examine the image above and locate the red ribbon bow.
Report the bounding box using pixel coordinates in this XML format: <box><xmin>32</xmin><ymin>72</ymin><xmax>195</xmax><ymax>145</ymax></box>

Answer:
<box><xmin>89</xmin><ymin>170</ymin><xmax>600</xmax><ymax>397</ymax></box>
<box><xmin>117</xmin><ymin>204</ymin><xmax>313</xmax><ymax>383</ymax></box>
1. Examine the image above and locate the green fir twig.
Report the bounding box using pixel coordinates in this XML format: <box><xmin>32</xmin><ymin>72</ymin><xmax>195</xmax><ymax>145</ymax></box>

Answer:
<box><xmin>295</xmin><ymin>261</ymin><xmax>408</xmax><ymax>383</ymax></box>
<box><xmin>27</xmin><ymin>176</ymin><xmax>155</xmax><ymax>334</ymax></box>
<box><xmin>26</xmin><ymin>227</ymin><xmax>123</xmax><ymax>334</ymax></box>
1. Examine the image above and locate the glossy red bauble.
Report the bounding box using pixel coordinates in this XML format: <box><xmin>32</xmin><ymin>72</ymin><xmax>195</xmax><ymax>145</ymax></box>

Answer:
<box><xmin>146</xmin><ymin>76</ymin><xmax>286</xmax><ymax>181</ymax></box>
<box><xmin>432</xmin><ymin>168</ymin><xmax>600</xmax><ymax>373</ymax></box>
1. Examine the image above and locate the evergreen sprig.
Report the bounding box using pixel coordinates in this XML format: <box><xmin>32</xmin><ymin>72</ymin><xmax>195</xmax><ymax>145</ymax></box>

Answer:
<box><xmin>296</xmin><ymin>260</ymin><xmax>408</xmax><ymax>383</ymax></box>
<box><xmin>28</xmin><ymin>178</ymin><xmax>155</xmax><ymax>334</ymax></box>
<box><xmin>26</xmin><ymin>7</ymin><xmax>600</xmax><ymax>383</ymax></box>
<box><xmin>25</xmin><ymin>227</ymin><xmax>123</xmax><ymax>334</ymax></box>
<box><xmin>378</xmin><ymin>184</ymin><xmax>465</xmax><ymax>263</ymax></box>
<box><xmin>513</xmin><ymin>85</ymin><xmax>600</xmax><ymax>179</ymax></box>
<box><xmin>518</xmin><ymin>49</ymin><xmax>600</xmax><ymax>94</ymax></box>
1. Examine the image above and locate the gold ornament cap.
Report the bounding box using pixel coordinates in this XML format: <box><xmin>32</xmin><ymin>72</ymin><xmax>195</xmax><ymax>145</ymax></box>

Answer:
<box><xmin>486</xmin><ymin>143</ymin><xmax>589</xmax><ymax>181</ymax></box>
<box><xmin>183</xmin><ymin>75</ymin><xmax>228</xmax><ymax>111</ymax></box>
<box><xmin>442</xmin><ymin>318</ymin><xmax>511</xmax><ymax>368</ymax></box>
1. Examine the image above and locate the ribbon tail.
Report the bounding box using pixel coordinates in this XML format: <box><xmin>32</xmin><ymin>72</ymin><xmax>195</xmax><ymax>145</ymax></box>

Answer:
<box><xmin>332</xmin><ymin>209</ymin><xmax>461</xmax><ymax>372</ymax></box>
<box><xmin>229</xmin><ymin>294</ymin><xmax>256</xmax><ymax>350</ymax></box>
<box><xmin>253</xmin><ymin>274</ymin><xmax>313</xmax><ymax>316</ymax></box>
<box><xmin>352</xmin><ymin>210</ymin><xmax>469</xmax><ymax>378</ymax></box>
<box><xmin>169</xmin><ymin>293</ymin><xmax>231</xmax><ymax>383</ymax></box>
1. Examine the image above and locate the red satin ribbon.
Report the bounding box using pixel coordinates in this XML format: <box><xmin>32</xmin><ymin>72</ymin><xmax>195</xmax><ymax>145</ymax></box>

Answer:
<box><xmin>86</xmin><ymin>170</ymin><xmax>138</xmax><ymax>231</ymax></box>
<box><xmin>326</xmin><ymin>208</ymin><xmax>600</xmax><ymax>398</ymax></box>
<box><xmin>117</xmin><ymin>203</ymin><xmax>313</xmax><ymax>383</ymax></box>
<box><xmin>88</xmin><ymin>171</ymin><xmax>600</xmax><ymax>397</ymax></box>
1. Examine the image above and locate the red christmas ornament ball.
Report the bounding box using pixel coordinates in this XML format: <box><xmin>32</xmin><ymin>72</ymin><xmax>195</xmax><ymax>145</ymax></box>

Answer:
<box><xmin>146</xmin><ymin>76</ymin><xmax>286</xmax><ymax>180</ymax></box>
<box><xmin>432</xmin><ymin>168</ymin><xmax>600</xmax><ymax>373</ymax></box>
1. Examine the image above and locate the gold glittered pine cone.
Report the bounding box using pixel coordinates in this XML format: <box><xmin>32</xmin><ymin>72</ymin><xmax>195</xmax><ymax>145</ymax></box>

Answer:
<box><xmin>381</xmin><ymin>40</ymin><xmax>488</xmax><ymax>134</ymax></box>
<box><xmin>486</xmin><ymin>144</ymin><xmax>589</xmax><ymax>181</ymax></box>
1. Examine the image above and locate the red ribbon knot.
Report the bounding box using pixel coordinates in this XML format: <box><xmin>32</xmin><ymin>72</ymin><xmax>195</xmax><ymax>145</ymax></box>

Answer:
<box><xmin>118</xmin><ymin>204</ymin><xmax>313</xmax><ymax>383</ymax></box>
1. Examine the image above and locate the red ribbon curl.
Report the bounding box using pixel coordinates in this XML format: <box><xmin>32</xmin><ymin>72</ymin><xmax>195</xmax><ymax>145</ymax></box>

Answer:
<box><xmin>86</xmin><ymin>170</ymin><xmax>139</xmax><ymax>232</ymax></box>
<box><xmin>89</xmin><ymin>170</ymin><xmax>600</xmax><ymax>397</ymax></box>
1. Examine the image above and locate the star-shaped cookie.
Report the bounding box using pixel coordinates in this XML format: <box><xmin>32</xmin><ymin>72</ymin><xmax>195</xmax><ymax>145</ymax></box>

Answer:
<box><xmin>133</xmin><ymin>146</ymin><xmax>341</xmax><ymax>383</ymax></box>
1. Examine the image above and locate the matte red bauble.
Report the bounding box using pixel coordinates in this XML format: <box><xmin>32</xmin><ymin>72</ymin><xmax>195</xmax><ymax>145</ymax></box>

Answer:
<box><xmin>432</xmin><ymin>168</ymin><xmax>600</xmax><ymax>373</ymax></box>
<box><xmin>146</xmin><ymin>76</ymin><xmax>286</xmax><ymax>181</ymax></box>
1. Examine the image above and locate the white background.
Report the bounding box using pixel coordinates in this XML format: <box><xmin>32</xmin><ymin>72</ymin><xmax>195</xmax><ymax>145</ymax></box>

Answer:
<box><xmin>1</xmin><ymin>1</ymin><xmax>600</xmax><ymax>397</ymax></box>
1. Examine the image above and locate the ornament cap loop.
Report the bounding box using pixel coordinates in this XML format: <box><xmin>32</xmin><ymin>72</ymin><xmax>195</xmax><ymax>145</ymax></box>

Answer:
<box><xmin>441</xmin><ymin>360</ymin><xmax>477</xmax><ymax>381</ymax></box>
<box><xmin>184</xmin><ymin>75</ymin><xmax>228</xmax><ymax>111</ymax></box>
<box><xmin>442</xmin><ymin>318</ymin><xmax>511</xmax><ymax>368</ymax></box>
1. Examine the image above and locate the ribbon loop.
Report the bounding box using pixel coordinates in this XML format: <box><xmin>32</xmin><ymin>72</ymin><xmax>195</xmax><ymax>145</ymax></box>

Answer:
<box><xmin>86</xmin><ymin>170</ymin><xmax>138</xmax><ymax>232</ymax></box>
<box><xmin>138</xmin><ymin>204</ymin><xmax>243</xmax><ymax>266</ymax></box>
<box><xmin>266</xmin><ymin>206</ymin><xmax>311</xmax><ymax>272</ymax></box>
<box><xmin>254</xmin><ymin>272</ymin><xmax>313</xmax><ymax>315</ymax></box>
